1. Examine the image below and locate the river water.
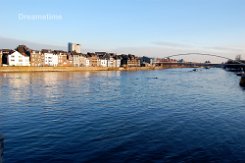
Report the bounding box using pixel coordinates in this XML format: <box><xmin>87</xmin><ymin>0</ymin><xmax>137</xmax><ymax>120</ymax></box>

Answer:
<box><xmin>0</xmin><ymin>68</ymin><xmax>245</xmax><ymax>162</ymax></box>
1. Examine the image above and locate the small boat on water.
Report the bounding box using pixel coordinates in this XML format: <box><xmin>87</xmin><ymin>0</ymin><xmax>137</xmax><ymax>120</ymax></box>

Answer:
<box><xmin>237</xmin><ymin>68</ymin><xmax>244</xmax><ymax>77</ymax></box>
<box><xmin>190</xmin><ymin>68</ymin><xmax>201</xmax><ymax>72</ymax></box>
<box><xmin>237</xmin><ymin>72</ymin><xmax>244</xmax><ymax>77</ymax></box>
<box><xmin>204</xmin><ymin>66</ymin><xmax>210</xmax><ymax>69</ymax></box>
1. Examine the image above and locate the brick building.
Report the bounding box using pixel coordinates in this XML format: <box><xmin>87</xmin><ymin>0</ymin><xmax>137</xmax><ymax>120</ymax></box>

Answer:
<box><xmin>87</xmin><ymin>53</ymin><xmax>99</xmax><ymax>67</ymax></box>
<box><xmin>30</xmin><ymin>50</ymin><xmax>45</xmax><ymax>67</ymax></box>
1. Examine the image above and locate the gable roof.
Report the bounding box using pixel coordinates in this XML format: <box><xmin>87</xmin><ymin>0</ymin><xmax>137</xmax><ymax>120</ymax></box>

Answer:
<box><xmin>10</xmin><ymin>50</ymin><xmax>29</xmax><ymax>57</ymax></box>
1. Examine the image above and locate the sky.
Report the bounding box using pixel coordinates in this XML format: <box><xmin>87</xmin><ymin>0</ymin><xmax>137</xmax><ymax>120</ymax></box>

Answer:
<box><xmin>0</xmin><ymin>0</ymin><xmax>245</xmax><ymax>63</ymax></box>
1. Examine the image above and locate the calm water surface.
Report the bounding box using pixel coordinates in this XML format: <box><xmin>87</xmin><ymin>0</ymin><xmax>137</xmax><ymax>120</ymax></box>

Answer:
<box><xmin>0</xmin><ymin>68</ymin><xmax>245</xmax><ymax>162</ymax></box>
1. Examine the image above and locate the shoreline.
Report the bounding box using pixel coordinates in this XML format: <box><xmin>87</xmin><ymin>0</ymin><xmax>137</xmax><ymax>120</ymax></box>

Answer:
<box><xmin>0</xmin><ymin>65</ymin><xmax>191</xmax><ymax>73</ymax></box>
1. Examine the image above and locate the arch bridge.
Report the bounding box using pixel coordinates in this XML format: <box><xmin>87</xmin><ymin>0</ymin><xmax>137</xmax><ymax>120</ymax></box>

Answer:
<box><xmin>154</xmin><ymin>53</ymin><xmax>245</xmax><ymax>69</ymax></box>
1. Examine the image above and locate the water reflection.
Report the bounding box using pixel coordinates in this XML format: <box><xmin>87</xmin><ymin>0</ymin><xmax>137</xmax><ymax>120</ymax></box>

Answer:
<box><xmin>0</xmin><ymin>71</ymin><xmax>124</xmax><ymax>108</ymax></box>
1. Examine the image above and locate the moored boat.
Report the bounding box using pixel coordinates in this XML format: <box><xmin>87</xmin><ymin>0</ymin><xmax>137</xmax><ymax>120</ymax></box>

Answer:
<box><xmin>237</xmin><ymin>72</ymin><xmax>244</xmax><ymax>76</ymax></box>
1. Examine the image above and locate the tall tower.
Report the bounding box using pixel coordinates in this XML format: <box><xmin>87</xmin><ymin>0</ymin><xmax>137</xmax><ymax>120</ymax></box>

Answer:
<box><xmin>68</xmin><ymin>42</ymin><xmax>81</xmax><ymax>53</ymax></box>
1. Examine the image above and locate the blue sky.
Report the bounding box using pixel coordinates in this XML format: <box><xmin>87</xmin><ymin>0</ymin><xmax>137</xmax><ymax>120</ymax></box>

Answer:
<box><xmin>0</xmin><ymin>0</ymin><xmax>245</xmax><ymax>62</ymax></box>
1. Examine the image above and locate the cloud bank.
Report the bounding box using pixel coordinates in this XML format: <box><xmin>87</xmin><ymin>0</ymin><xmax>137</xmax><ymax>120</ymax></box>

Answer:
<box><xmin>0</xmin><ymin>37</ymin><xmax>66</xmax><ymax>50</ymax></box>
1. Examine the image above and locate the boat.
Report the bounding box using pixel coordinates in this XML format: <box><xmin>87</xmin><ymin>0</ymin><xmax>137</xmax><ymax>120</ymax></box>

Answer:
<box><xmin>237</xmin><ymin>69</ymin><xmax>245</xmax><ymax>76</ymax></box>
<box><xmin>237</xmin><ymin>72</ymin><xmax>244</xmax><ymax>76</ymax></box>
<box><xmin>236</xmin><ymin>68</ymin><xmax>245</xmax><ymax>76</ymax></box>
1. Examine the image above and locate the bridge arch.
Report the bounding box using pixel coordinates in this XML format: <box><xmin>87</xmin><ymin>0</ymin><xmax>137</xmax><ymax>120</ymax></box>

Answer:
<box><xmin>162</xmin><ymin>53</ymin><xmax>245</xmax><ymax>66</ymax></box>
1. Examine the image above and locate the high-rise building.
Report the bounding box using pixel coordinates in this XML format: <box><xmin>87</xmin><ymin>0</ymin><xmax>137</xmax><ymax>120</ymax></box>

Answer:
<box><xmin>68</xmin><ymin>42</ymin><xmax>81</xmax><ymax>53</ymax></box>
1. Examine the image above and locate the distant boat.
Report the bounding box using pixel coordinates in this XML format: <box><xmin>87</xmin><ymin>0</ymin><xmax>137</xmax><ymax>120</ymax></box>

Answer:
<box><xmin>237</xmin><ymin>72</ymin><xmax>244</xmax><ymax>76</ymax></box>
<box><xmin>149</xmin><ymin>77</ymin><xmax>158</xmax><ymax>79</ymax></box>
<box><xmin>193</xmin><ymin>68</ymin><xmax>198</xmax><ymax>72</ymax></box>
<box><xmin>237</xmin><ymin>69</ymin><xmax>244</xmax><ymax>76</ymax></box>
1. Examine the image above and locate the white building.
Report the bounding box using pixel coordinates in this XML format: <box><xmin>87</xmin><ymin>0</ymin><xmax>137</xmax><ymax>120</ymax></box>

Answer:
<box><xmin>115</xmin><ymin>57</ymin><xmax>121</xmax><ymax>67</ymax></box>
<box><xmin>44</xmin><ymin>53</ymin><xmax>58</xmax><ymax>66</ymax></box>
<box><xmin>100</xmin><ymin>58</ymin><xmax>108</xmax><ymax>67</ymax></box>
<box><xmin>108</xmin><ymin>56</ymin><xmax>115</xmax><ymax>67</ymax></box>
<box><xmin>72</xmin><ymin>54</ymin><xmax>80</xmax><ymax>67</ymax></box>
<box><xmin>99</xmin><ymin>53</ymin><xmax>121</xmax><ymax>67</ymax></box>
<box><xmin>8</xmin><ymin>51</ymin><xmax>30</xmax><ymax>66</ymax></box>
<box><xmin>85</xmin><ymin>58</ymin><xmax>90</xmax><ymax>67</ymax></box>
<box><xmin>68</xmin><ymin>42</ymin><xmax>81</xmax><ymax>53</ymax></box>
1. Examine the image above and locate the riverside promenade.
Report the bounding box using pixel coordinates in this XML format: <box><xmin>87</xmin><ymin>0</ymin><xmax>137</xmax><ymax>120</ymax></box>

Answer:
<box><xmin>0</xmin><ymin>65</ymin><xmax>191</xmax><ymax>73</ymax></box>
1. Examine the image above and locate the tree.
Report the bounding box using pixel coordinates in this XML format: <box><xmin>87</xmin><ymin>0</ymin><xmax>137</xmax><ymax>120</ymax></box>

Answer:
<box><xmin>15</xmin><ymin>45</ymin><xmax>30</xmax><ymax>56</ymax></box>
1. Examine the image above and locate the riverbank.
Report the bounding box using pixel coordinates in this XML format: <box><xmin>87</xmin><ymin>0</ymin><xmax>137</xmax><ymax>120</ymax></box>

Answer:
<box><xmin>0</xmin><ymin>65</ymin><xmax>190</xmax><ymax>72</ymax></box>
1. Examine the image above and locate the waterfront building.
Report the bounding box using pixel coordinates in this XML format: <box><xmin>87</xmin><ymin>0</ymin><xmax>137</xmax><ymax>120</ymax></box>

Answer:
<box><xmin>8</xmin><ymin>51</ymin><xmax>30</xmax><ymax>66</ymax></box>
<box><xmin>141</xmin><ymin>56</ymin><xmax>153</xmax><ymax>67</ymax></box>
<box><xmin>42</xmin><ymin>49</ymin><xmax>58</xmax><ymax>66</ymax></box>
<box><xmin>67</xmin><ymin>54</ymin><xmax>74</xmax><ymax>65</ymax></box>
<box><xmin>97</xmin><ymin>52</ymin><xmax>121</xmax><ymax>67</ymax></box>
<box><xmin>68</xmin><ymin>42</ymin><xmax>81</xmax><ymax>53</ymax></box>
<box><xmin>53</xmin><ymin>50</ymin><xmax>70</xmax><ymax>67</ymax></box>
<box><xmin>96</xmin><ymin>52</ymin><xmax>107</xmax><ymax>67</ymax></box>
<box><xmin>99</xmin><ymin>54</ymin><xmax>108</xmax><ymax>67</ymax></box>
<box><xmin>1</xmin><ymin>45</ymin><xmax>145</xmax><ymax>68</ymax></box>
<box><xmin>107</xmin><ymin>53</ymin><xmax>116</xmax><ymax>67</ymax></box>
<box><xmin>114</xmin><ymin>55</ymin><xmax>122</xmax><ymax>67</ymax></box>
<box><xmin>69</xmin><ymin>52</ymin><xmax>90</xmax><ymax>67</ymax></box>
<box><xmin>58</xmin><ymin>54</ymin><xmax>70</xmax><ymax>67</ymax></box>
<box><xmin>72</xmin><ymin>54</ymin><xmax>81</xmax><ymax>67</ymax></box>
<box><xmin>0</xmin><ymin>49</ymin><xmax>14</xmax><ymax>65</ymax></box>
<box><xmin>87</xmin><ymin>53</ymin><xmax>99</xmax><ymax>67</ymax></box>
<box><xmin>107</xmin><ymin>53</ymin><xmax>121</xmax><ymax>67</ymax></box>
<box><xmin>30</xmin><ymin>50</ymin><xmax>45</xmax><ymax>67</ymax></box>
<box><xmin>121</xmin><ymin>54</ymin><xmax>141</xmax><ymax>67</ymax></box>
<box><xmin>79</xmin><ymin>54</ymin><xmax>90</xmax><ymax>67</ymax></box>
<box><xmin>128</xmin><ymin>55</ymin><xmax>141</xmax><ymax>67</ymax></box>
